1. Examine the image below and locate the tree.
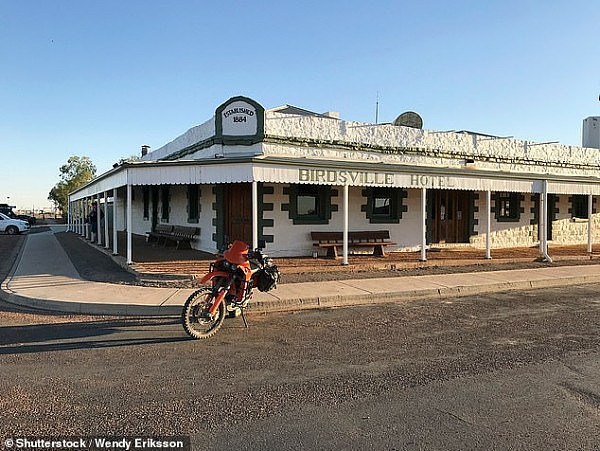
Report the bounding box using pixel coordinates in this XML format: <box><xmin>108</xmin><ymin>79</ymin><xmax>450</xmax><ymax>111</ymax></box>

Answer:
<box><xmin>48</xmin><ymin>156</ymin><xmax>97</xmax><ymax>214</ymax></box>
<box><xmin>117</xmin><ymin>154</ymin><xmax>141</xmax><ymax>165</ymax></box>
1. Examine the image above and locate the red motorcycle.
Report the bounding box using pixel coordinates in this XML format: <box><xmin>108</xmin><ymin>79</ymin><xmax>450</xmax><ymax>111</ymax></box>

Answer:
<box><xmin>182</xmin><ymin>240</ymin><xmax>280</xmax><ymax>339</ymax></box>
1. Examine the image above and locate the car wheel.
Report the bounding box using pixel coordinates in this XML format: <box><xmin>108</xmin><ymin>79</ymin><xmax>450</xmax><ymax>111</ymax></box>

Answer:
<box><xmin>6</xmin><ymin>226</ymin><xmax>19</xmax><ymax>235</ymax></box>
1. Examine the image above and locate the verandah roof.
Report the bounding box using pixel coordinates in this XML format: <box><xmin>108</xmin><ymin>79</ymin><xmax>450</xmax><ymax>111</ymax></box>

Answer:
<box><xmin>69</xmin><ymin>156</ymin><xmax>600</xmax><ymax>202</ymax></box>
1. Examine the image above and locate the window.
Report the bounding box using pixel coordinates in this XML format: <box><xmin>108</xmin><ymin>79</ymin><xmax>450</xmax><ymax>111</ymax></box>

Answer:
<box><xmin>188</xmin><ymin>185</ymin><xmax>200</xmax><ymax>223</ymax></box>
<box><xmin>494</xmin><ymin>192</ymin><xmax>520</xmax><ymax>222</ymax></box>
<box><xmin>373</xmin><ymin>190</ymin><xmax>391</xmax><ymax>217</ymax></box>
<box><xmin>364</xmin><ymin>187</ymin><xmax>406</xmax><ymax>223</ymax></box>
<box><xmin>297</xmin><ymin>185</ymin><xmax>321</xmax><ymax>219</ymax></box>
<box><xmin>571</xmin><ymin>195</ymin><xmax>589</xmax><ymax>219</ymax></box>
<box><xmin>284</xmin><ymin>184</ymin><xmax>334</xmax><ymax>225</ymax></box>
<box><xmin>161</xmin><ymin>185</ymin><xmax>170</xmax><ymax>222</ymax></box>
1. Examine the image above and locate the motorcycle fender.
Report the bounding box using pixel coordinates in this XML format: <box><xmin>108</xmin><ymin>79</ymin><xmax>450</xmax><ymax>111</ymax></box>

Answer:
<box><xmin>199</xmin><ymin>271</ymin><xmax>229</xmax><ymax>285</ymax></box>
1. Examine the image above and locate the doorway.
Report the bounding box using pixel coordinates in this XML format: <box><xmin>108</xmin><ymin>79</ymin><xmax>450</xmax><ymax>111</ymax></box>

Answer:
<box><xmin>429</xmin><ymin>190</ymin><xmax>471</xmax><ymax>243</ymax></box>
<box><xmin>224</xmin><ymin>183</ymin><xmax>253</xmax><ymax>244</ymax></box>
<box><xmin>535</xmin><ymin>193</ymin><xmax>557</xmax><ymax>241</ymax></box>
<box><xmin>151</xmin><ymin>186</ymin><xmax>159</xmax><ymax>230</ymax></box>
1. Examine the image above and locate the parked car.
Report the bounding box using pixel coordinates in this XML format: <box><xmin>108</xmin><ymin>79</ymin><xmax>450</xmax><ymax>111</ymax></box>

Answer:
<box><xmin>0</xmin><ymin>205</ymin><xmax>36</xmax><ymax>225</ymax></box>
<box><xmin>0</xmin><ymin>212</ymin><xmax>30</xmax><ymax>234</ymax></box>
<box><xmin>15</xmin><ymin>213</ymin><xmax>36</xmax><ymax>225</ymax></box>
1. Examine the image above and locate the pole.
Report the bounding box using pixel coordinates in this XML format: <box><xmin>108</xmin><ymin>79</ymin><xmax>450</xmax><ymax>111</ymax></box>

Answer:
<box><xmin>343</xmin><ymin>184</ymin><xmax>349</xmax><ymax>265</ymax></box>
<box><xmin>80</xmin><ymin>199</ymin><xmax>85</xmax><ymax>236</ymax></box>
<box><xmin>375</xmin><ymin>91</ymin><xmax>379</xmax><ymax>125</ymax></box>
<box><xmin>252</xmin><ymin>181</ymin><xmax>258</xmax><ymax>250</ymax></box>
<box><xmin>421</xmin><ymin>187</ymin><xmax>427</xmax><ymax>261</ymax></box>
<box><xmin>127</xmin><ymin>184</ymin><xmax>132</xmax><ymax>265</ymax></box>
<box><xmin>96</xmin><ymin>193</ymin><xmax>102</xmax><ymax>245</ymax></box>
<box><xmin>78</xmin><ymin>200</ymin><xmax>82</xmax><ymax>235</ymax></box>
<box><xmin>84</xmin><ymin>198</ymin><xmax>90</xmax><ymax>240</ymax></box>
<box><xmin>588</xmin><ymin>193</ymin><xmax>593</xmax><ymax>253</ymax></box>
<box><xmin>540</xmin><ymin>180</ymin><xmax>552</xmax><ymax>262</ymax></box>
<box><xmin>104</xmin><ymin>191</ymin><xmax>110</xmax><ymax>250</ymax></box>
<box><xmin>485</xmin><ymin>190</ymin><xmax>491</xmax><ymax>259</ymax></box>
<box><xmin>112</xmin><ymin>188</ymin><xmax>118</xmax><ymax>255</ymax></box>
<box><xmin>539</xmin><ymin>187</ymin><xmax>546</xmax><ymax>257</ymax></box>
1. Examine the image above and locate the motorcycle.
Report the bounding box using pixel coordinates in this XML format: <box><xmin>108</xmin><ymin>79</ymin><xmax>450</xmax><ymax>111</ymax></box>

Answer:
<box><xmin>182</xmin><ymin>240</ymin><xmax>280</xmax><ymax>339</ymax></box>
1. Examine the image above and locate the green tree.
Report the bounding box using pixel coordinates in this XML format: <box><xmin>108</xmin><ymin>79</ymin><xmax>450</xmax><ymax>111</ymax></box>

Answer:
<box><xmin>117</xmin><ymin>154</ymin><xmax>141</xmax><ymax>165</ymax></box>
<box><xmin>48</xmin><ymin>156</ymin><xmax>97</xmax><ymax>214</ymax></box>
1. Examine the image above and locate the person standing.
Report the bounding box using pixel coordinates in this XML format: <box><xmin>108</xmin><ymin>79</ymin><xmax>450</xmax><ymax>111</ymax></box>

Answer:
<box><xmin>88</xmin><ymin>202</ymin><xmax>100</xmax><ymax>243</ymax></box>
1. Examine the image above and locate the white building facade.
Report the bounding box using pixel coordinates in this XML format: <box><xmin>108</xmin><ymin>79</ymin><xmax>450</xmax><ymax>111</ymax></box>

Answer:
<box><xmin>68</xmin><ymin>96</ymin><xmax>600</xmax><ymax>263</ymax></box>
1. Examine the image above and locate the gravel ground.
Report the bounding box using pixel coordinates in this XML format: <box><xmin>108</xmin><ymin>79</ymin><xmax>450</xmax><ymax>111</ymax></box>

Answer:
<box><xmin>1</xmin><ymin>285</ymin><xmax>600</xmax><ymax>449</ymax></box>
<box><xmin>42</xmin><ymin>230</ymin><xmax>600</xmax><ymax>287</ymax></box>
<box><xmin>2</xmin><ymin>231</ymin><xmax>600</xmax><ymax>448</ymax></box>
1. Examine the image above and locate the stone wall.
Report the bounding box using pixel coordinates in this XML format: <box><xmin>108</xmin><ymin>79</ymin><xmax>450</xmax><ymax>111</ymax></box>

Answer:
<box><xmin>470</xmin><ymin>193</ymin><xmax>600</xmax><ymax>248</ymax></box>
<box><xmin>264</xmin><ymin>112</ymin><xmax>600</xmax><ymax>179</ymax></box>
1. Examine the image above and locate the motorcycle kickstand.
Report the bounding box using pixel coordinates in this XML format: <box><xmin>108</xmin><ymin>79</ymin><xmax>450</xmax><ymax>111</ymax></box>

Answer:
<box><xmin>241</xmin><ymin>307</ymin><xmax>249</xmax><ymax>329</ymax></box>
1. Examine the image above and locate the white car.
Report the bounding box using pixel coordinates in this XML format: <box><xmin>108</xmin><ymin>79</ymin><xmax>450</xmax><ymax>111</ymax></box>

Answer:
<box><xmin>0</xmin><ymin>212</ymin><xmax>30</xmax><ymax>234</ymax></box>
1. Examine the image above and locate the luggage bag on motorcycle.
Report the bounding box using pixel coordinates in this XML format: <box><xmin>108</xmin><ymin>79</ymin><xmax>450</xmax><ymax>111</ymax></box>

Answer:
<box><xmin>256</xmin><ymin>265</ymin><xmax>280</xmax><ymax>292</ymax></box>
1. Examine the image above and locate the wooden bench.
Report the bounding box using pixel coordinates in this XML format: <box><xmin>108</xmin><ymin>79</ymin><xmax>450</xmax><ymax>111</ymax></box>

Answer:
<box><xmin>311</xmin><ymin>230</ymin><xmax>397</xmax><ymax>258</ymax></box>
<box><xmin>146</xmin><ymin>224</ymin><xmax>173</xmax><ymax>245</ymax></box>
<box><xmin>146</xmin><ymin>225</ymin><xmax>200</xmax><ymax>249</ymax></box>
<box><xmin>169</xmin><ymin>225</ymin><xmax>200</xmax><ymax>249</ymax></box>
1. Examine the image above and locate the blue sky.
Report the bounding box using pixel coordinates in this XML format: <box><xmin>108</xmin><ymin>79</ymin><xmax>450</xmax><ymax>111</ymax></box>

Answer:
<box><xmin>1</xmin><ymin>0</ymin><xmax>599</xmax><ymax>210</ymax></box>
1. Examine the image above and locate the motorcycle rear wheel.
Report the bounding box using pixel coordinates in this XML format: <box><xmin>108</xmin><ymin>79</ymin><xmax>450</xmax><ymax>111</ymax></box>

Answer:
<box><xmin>182</xmin><ymin>287</ymin><xmax>226</xmax><ymax>339</ymax></box>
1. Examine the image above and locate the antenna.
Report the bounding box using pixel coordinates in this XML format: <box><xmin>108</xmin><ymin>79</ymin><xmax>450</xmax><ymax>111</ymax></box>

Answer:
<box><xmin>375</xmin><ymin>91</ymin><xmax>379</xmax><ymax>124</ymax></box>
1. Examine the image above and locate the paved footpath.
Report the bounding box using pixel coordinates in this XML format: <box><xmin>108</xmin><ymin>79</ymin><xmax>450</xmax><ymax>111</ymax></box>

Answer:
<box><xmin>3</xmin><ymin>227</ymin><xmax>600</xmax><ymax>316</ymax></box>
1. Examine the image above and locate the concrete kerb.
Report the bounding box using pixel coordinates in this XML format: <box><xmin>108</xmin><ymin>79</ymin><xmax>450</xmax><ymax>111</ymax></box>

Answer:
<box><xmin>5</xmin><ymin>262</ymin><xmax>600</xmax><ymax>317</ymax></box>
<box><xmin>4</xmin><ymin>271</ymin><xmax>600</xmax><ymax>317</ymax></box>
<box><xmin>4</xmin><ymin>231</ymin><xmax>600</xmax><ymax>317</ymax></box>
<box><xmin>1</xmin><ymin>274</ymin><xmax>183</xmax><ymax>317</ymax></box>
<box><xmin>248</xmin><ymin>273</ymin><xmax>600</xmax><ymax>314</ymax></box>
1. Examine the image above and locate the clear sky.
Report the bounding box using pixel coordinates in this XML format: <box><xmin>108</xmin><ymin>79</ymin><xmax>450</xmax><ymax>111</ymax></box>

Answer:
<box><xmin>1</xmin><ymin>0</ymin><xmax>599</xmax><ymax>211</ymax></box>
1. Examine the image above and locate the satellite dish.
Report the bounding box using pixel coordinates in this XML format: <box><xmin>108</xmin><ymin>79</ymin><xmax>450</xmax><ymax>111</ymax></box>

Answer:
<box><xmin>393</xmin><ymin>111</ymin><xmax>423</xmax><ymax>129</ymax></box>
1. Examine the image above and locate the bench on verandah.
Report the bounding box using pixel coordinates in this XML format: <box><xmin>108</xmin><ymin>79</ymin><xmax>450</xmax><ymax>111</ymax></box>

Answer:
<box><xmin>311</xmin><ymin>230</ymin><xmax>397</xmax><ymax>258</ymax></box>
<box><xmin>146</xmin><ymin>225</ymin><xmax>200</xmax><ymax>249</ymax></box>
<box><xmin>168</xmin><ymin>225</ymin><xmax>200</xmax><ymax>249</ymax></box>
<box><xmin>146</xmin><ymin>224</ymin><xmax>173</xmax><ymax>245</ymax></box>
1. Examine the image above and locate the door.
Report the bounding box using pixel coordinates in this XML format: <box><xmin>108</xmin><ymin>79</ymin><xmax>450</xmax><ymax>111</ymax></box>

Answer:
<box><xmin>429</xmin><ymin>190</ymin><xmax>470</xmax><ymax>243</ymax></box>
<box><xmin>536</xmin><ymin>193</ymin><xmax>556</xmax><ymax>241</ymax></box>
<box><xmin>547</xmin><ymin>194</ymin><xmax>556</xmax><ymax>240</ymax></box>
<box><xmin>151</xmin><ymin>186</ymin><xmax>159</xmax><ymax>230</ymax></box>
<box><xmin>224</xmin><ymin>183</ymin><xmax>253</xmax><ymax>245</ymax></box>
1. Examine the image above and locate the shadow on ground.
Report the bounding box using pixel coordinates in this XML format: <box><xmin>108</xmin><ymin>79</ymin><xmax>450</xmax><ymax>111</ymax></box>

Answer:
<box><xmin>0</xmin><ymin>317</ymin><xmax>188</xmax><ymax>355</ymax></box>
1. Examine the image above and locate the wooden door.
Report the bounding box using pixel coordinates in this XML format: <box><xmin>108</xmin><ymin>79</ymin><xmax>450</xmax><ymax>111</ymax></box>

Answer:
<box><xmin>430</xmin><ymin>190</ymin><xmax>470</xmax><ymax>243</ymax></box>
<box><xmin>224</xmin><ymin>183</ymin><xmax>253</xmax><ymax>245</ymax></box>
<box><xmin>151</xmin><ymin>186</ymin><xmax>159</xmax><ymax>230</ymax></box>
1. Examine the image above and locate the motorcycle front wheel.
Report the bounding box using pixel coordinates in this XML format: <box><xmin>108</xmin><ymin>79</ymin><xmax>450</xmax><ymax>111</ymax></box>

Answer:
<box><xmin>182</xmin><ymin>287</ymin><xmax>226</xmax><ymax>339</ymax></box>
